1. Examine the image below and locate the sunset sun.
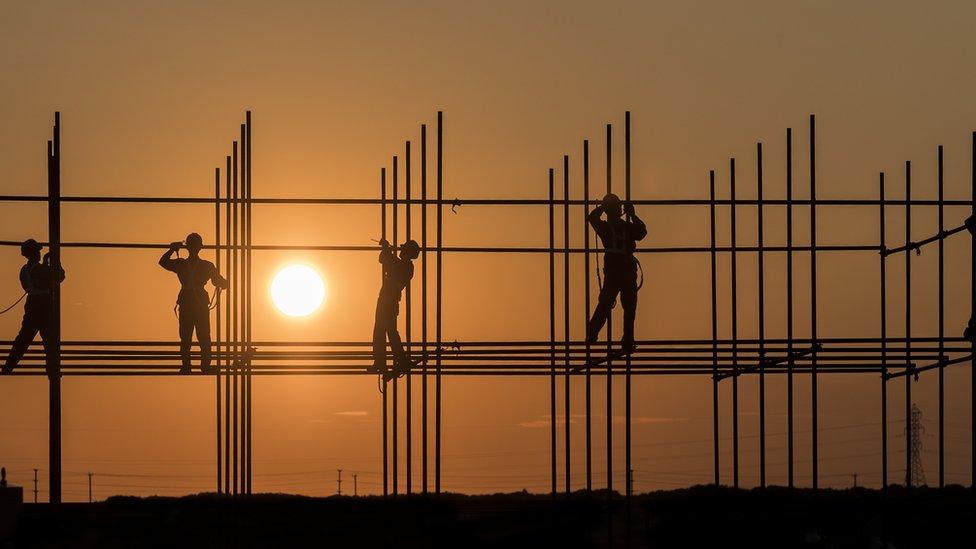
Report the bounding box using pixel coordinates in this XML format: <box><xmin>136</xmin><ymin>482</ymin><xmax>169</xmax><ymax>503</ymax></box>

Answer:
<box><xmin>271</xmin><ymin>264</ymin><xmax>326</xmax><ymax>317</ymax></box>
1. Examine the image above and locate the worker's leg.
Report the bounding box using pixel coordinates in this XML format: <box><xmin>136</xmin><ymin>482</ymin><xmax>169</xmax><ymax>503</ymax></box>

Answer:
<box><xmin>619</xmin><ymin>264</ymin><xmax>639</xmax><ymax>352</ymax></box>
<box><xmin>178</xmin><ymin>304</ymin><xmax>194</xmax><ymax>373</ymax></box>
<box><xmin>387</xmin><ymin>324</ymin><xmax>408</xmax><ymax>370</ymax></box>
<box><xmin>196</xmin><ymin>305</ymin><xmax>213</xmax><ymax>373</ymax></box>
<box><xmin>371</xmin><ymin>299</ymin><xmax>391</xmax><ymax>370</ymax></box>
<box><xmin>587</xmin><ymin>269</ymin><xmax>621</xmax><ymax>343</ymax></box>
<box><xmin>2</xmin><ymin>304</ymin><xmax>42</xmax><ymax>374</ymax></box>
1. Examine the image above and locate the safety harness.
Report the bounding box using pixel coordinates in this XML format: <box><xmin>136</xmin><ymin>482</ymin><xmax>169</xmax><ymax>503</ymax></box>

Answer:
<box><xmin>171</xmin><ymin>251</ymin><xmax>221</xmax><ymax>318</ymax></box>
<box><xmin>595</xmin><ymin>217</ymin><xmax>644</xmax><ymax>309</ymax></box>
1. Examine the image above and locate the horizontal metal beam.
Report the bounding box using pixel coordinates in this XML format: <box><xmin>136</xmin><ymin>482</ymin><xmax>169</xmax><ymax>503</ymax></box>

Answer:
<box><xmin>1</xmin><ymin>195</ymin><xmax>973</xmax><ymax>207</ymax></box>
<box><xmin>0</xmin><ymin>240</ymin><xmax>881</xmax><ymax>254</ymax></box>
<box><xmin>0</xmin><ymin>337</ymin><xmax>967</xmax><ymax>347</ymax></box>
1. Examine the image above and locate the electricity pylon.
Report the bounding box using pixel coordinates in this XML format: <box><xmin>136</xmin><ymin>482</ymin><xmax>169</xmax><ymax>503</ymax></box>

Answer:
<box><xmin>906</xmin><ymin>403</ymin><xmax>926</xmax><ymax>487</ymax></box>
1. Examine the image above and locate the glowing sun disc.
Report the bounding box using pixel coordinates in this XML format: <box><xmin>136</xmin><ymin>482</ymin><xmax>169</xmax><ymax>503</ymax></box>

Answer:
<box><xmin>271</xmin><ymin>265</ymin><xmax>326</xmax><ymax>317</ymax></box>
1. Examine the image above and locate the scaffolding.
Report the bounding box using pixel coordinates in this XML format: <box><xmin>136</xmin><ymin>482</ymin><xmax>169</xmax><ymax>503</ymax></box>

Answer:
<box><xmin>1</xmin><ymin>111</ymin><xmax>974</xmax><ymax>503</ymax></box>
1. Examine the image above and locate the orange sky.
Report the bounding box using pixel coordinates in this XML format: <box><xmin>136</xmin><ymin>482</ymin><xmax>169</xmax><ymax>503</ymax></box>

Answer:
<box><xmin>2</xmin><ymin>1</ymin><xmax>976</xmax><ymax>500</ymax></box>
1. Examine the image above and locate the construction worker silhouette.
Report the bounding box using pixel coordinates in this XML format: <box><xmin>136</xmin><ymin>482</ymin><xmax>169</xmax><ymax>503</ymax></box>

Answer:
<box><xmin>586</xmin><ymin>194</ymin><xmax>647</xmax><ymax>353</ymax></box>
<box><xmin>2</xmin><ymin>239</ymin><xmax>65</xmax><ymax>375</ymax></box>
<box><xmin>159</xmin><ymin>233</ymin><xmax>228</xmax><ymax>374</ymax></box>
<box><xmin>368</xmin><ymin>238</ymin><xmax>420</xmax><ymax>382</ymax></box>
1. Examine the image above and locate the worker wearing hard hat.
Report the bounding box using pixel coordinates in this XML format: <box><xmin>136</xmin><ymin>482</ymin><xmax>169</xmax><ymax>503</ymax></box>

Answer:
<box><xmin>159</xmin><ymin>233</ymin><xmax>228</xmax><ymax>374</ymax></box>
<box><xmin>368</xmin><ymin>238</ymin><xmax>420</xmax><ymax>382</ymax></box>
<box><xmin>2</xmin><ymin>239</ymin><xmax>66</xmax><ymax>374</ymax></box>
<box><xmin>586</xmin><ymin>194</ymin><xmax>647</xmax><ymax>354</ymax></box>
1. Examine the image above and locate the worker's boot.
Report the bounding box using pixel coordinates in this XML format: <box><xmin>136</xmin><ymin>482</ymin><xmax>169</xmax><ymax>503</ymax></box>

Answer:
<box><xmin>965</xmin><ymin>318</ymin><xmax>975</xmax><ymax>343</ymax></box>
<box><xmin>620</xmin><ymin>338</ymin><xmax>636</xmax><ymax>356</ymax></box>
<box><xmin>392</xmin><ymin>354</ymin><xmax>418</xmax><ymax>378</ymax></box>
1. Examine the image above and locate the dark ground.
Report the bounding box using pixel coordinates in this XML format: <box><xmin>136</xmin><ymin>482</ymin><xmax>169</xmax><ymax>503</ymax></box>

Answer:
<box><xmin>1</xmin><ymin>486</ymin><xmax>973</xmax><ymax>548</ymax></box>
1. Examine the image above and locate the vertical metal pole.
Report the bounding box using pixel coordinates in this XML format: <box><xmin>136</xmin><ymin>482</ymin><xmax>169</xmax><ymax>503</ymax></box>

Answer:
<box><xmin>730</xmin><ymin>157</ymin><xmax>739</xmax><ymax>489</ymax></box>
<box><xmin>435</xmin><ymin>111</ymin><xmax>443</xmax><ymax>494</ymax></box>
<box><xmin>971</xmin><ymin>131</ymin><xmax>976</xmax><ymax>495</ymax></box>
<box><xmin>392</xmin><ymin>155</ymin><xmax>398</xmax><ymax>497</ymax></box>
<box><xmin>937</xmin><ymin>145</ymin><xmax>945</xmax><ymax>490</ymax></box>
<box><xmin>809</xmin><ymin>115</ymin><xmax>818</xmax><ymax>491</ymax></box>
<box><xmin>606</xmin><ymin>123</ymin><xmax>613</xmax><ymax>498</ymax></box>
<box><xmin>215</xmin><ymin>167</ymin><xmax>222</xmax><ymax>495</ymax></box>
<box><xmin>240</xmin><ymin>120</ymin><xmax>248</xmax><ymax>495</ymax></box>
<box><xmin>709</xmin><ymin>170</ymin><xmax>719</xmax><ymax>486</ymax></box>
<box><xmin>584</xmin><ymin>139</ymin><xmax>592</xmax><ymax>493</ymax></box>
<box><xmin>880</xmin><ymin>173</ymin><xmax>888</xmax><ymax>493</ymax></box>
<box><xmin>239</xmin><ymin>122</ymin><xmax>247</xmax><ymax>495</ymax></box>
<box><xmin>232</xmin><ymin>140</ymin><xmax>238</xmax><ymax>496</ymax></box>
<box><xmin>786</xmin><ymin>128</ymin><xmax>795</xmax><ymax>489</ymax></box>
<box><xmin>405</xmin><ymin>141</ymin><xmax>412</xmax><ymax>496</ymax></box>
<box><xmin>757</xmin><ymin>142</ymin><xmax>765</xmax><ymax>489</ymax></box>
<box><xmin>549</xmin><ymin>168</ymin><xmax>556</xmax><ymax>497</ymax></box>
<box><xmin>624</xmin><ymin>110</ymin><xmax>632</xmax><ymax>499</ymax></box>
<box><xmin>563</xmin><ymin>154</ymin><xmax>571</xmax><ymax>495</ymax></box>
<box><xmin>245</xmin><ymin>112</ymin><xmax>253</xmax><ymax>495</ymax></box>
<box><xmin>549</xmin><ymin>167</ymin><xmax>557</xmax><ymax>497</ymax></box>
<box><xmin>905</xmin><ymin>160</ymin><xmax>912</xmax><ymax>490</ymax></box>
<box><xmin>421</xmin><ymin>124</ymin><xmax>429</xmax><ymax>494</ymax></box>
<box><xmin>224</xmin><ymin>155</ymin><xmax>231</xmax><ymax>494</ymax></box>
<box><xmin>47</xmin><ymin>113</ymin><xmax>62</xmax><ymax>505</ymax></box>
<box><xmin>381</xmin><ymin>167</ymin><xmax>388</xmax><ymax>497</ymax></box>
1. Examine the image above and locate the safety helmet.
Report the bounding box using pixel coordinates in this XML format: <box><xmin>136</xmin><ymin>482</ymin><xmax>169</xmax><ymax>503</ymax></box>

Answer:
<box><xmin>20</xmin><ymin>239</ymin><xmax>42</xmax><ymax>257</ymax></box>
<box><xmin>401</xmin><ymin>239</ymin><xmax>420</xmax><ymax>259</ymax></box>
<box><xmin>185</xmin><ymin>232</ymin><xmax>204</xmax><ymax>251</ymax></box>
<box><xmin>602</xmin><ymin>193</ymin><xmax>622</xmax><ymax>209</ymax></box>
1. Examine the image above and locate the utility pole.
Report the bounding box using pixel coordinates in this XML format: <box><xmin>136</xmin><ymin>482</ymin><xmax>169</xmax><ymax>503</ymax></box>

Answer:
<box><xmin>906</xmin><ymin>403</ymin><xmax>927</xmax><ymax>487</ymax></box>
<box><xmin>353</xmin><ymin>474</ymin><xmax>358</xmax><ymax>497</ymax></box>
<box><xmin>336</xmin><ymin>469</ymin><xmax>342</xmax><ymax>496</ymax></box>
<box><xmin>629</xmin><ymin>469</ymin><xmax>635</xmax><ymax>496</ymax></box>
<box><xmin>852</xmin><ymin>473</ymin><xmax>858</xmax><ymax>489</ymax></box>
<box><xmin>32</xmin><ymin>469</ymin><xmax>38</xmax><ymax>503</ymax></box>
<box><xmin>87</xmin><ymin>473</ymin><xmax>93</xmax><ymax>503</ymax></box>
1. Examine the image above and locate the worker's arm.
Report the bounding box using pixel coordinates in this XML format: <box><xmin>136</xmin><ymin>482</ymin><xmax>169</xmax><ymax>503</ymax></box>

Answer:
<box><xmin>625</xmin><ymin>203</ymin><xmax>648</xmax><ymax>241</ymax></box>
<box><xmin>378</xmin><ymin>238</ymin><xmax>395</xmax><ymax>265</ymax></box>
<box><xmin>42</xmin><ymin>252</ymin><xmax>66</xmax><ymax>282</ymax></box>
<box><xmin>158</xmin><ymin>242</ymin><xmax>181</xmax><ymax>271</ymax></box>
<box><xmin>587</xmin><ymin>205</ymin><xmax>605</xmax><ymax>231</ymax></box>
<box><xmin>210</xmin><ymin>263</ymin><xmax>229</xmax><ymax>289</ymax></box>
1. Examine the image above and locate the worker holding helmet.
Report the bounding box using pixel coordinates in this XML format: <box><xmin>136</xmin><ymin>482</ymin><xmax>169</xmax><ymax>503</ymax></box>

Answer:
<box><xmin>586</xmin><ymin>194</ymin><xmax>647</xmax><ymax>354</ymax></box>
<box><xmin>368</xmin><ymin>238</ymin><xmax>420</xmax><ymax>381</ymax></box>
<box><xmin>2</xmin><ymin>239</ymin><xmax>66</xmax><ymax>374</ymax></box>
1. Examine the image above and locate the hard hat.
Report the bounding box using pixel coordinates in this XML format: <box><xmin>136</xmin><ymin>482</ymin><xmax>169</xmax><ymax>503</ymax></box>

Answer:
<box><xmin>401</xmin><ymin>239</ymin><xmax>420</xmax><ymax>257</ymax></box>
<box><xmin>20</xmin><ymin>239</ymin><xmax>42</xmax><ymax>256</ymax></box>
<box><xmin>602</xmin><ymin>193</ymin><xmax>622</xmax><ymax>209</ymax></box>
<box><xmin>185</xmin><ymin>233</ymin><xmax>203</xmax><ymax>249</ymax></box>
